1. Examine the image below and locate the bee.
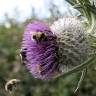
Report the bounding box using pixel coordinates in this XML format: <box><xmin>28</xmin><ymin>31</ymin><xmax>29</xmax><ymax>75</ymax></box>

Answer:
<box><xmin>20</xmin><ymin>48</ymin><xmax>27</xmax><ymax>64</ymax></box>
<box><xmin>5</xmin><ymin>79</ymin><xmax>21</xmax><ymax>92</ymax></box>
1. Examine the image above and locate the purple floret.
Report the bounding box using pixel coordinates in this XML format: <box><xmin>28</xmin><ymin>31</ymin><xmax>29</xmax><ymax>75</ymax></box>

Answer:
<box><xmin>21</xmin><ymin>21</ymin><xmax>59</xmax><ymax>80</ymax></box>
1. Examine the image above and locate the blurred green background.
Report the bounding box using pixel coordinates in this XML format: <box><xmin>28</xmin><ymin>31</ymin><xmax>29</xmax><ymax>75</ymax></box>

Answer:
<box><xmin>0</xmin><ymin>0</ymin><xmax>96</xmax><ymax>96</ymax></box>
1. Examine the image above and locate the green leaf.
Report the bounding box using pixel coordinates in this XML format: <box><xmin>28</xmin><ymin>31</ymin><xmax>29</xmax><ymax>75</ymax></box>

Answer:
<box><xmin>66</xmin><ymin>0</ymin><xmax>77</xmax><ymax>5</ymax></box>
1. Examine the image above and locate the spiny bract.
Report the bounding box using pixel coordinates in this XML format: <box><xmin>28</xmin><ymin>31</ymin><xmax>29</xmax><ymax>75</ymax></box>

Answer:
<box><xmin>21</xmin><ymin>18</ymin><xmax>92</xmax><ymax>80</ymax></box>
<box><xmin>50</xmin><ymin>17</ymin><xmax>92</xmax><ymax>73</ymax></box>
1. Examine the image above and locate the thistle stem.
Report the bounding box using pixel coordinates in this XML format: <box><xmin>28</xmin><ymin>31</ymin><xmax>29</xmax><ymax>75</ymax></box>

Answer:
<box><xmin>9</xmin><ymin>92</ymin><xmax>16</xmax><ymax>96</ymax></box>
<box><xmin>54</xmin><ymin>56</ymin><xmax>96</xmax><ymax>80</ymax></box>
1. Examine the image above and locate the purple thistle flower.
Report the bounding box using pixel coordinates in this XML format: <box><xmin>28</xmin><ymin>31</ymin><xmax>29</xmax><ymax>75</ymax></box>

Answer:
<box><xmin>21</xmin><ymin>18</ymin><xmax>94</xmax><ymax>81</ymax></box>
<box><xmin>21</xmin><ymin>21</ymin><xmax>59</xmax><ymax>80</ymax></box>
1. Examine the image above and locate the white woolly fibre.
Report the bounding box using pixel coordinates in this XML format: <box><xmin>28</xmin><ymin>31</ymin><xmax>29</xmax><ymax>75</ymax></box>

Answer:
<box><xmin>50</xmin><ymin>17</ymin><xmax>92</xmax><ymax>73</ymax></box>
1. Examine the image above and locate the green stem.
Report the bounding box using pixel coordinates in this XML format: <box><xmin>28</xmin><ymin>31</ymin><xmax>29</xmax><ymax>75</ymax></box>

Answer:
<box><xmin>9</xmin><ymin>92</ymin><xmax>16</xmax><ymax>96</ymax></box>
<box><xmin>54</xmin><ymin>56</ymin><xmax>96</xmax><ymax>80</ymax></box>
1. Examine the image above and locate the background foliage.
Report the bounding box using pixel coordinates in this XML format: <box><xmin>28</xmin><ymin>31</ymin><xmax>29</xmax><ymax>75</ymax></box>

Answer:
<box><xmin>0</xmin><ymin>0</ymin><xmax>96</xmax><ymax>96</ymax></box>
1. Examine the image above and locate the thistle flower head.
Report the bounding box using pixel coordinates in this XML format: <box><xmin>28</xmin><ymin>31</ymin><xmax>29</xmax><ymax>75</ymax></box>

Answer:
<box><xmin>21</xmin><ymin>21</ymin><xmax>59</xmax><ymax>80</ymax></box>
<box><xmin>21</xmin><ymin>18</ymin><xmax>94</xmax><ymax>81</ymax></box>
